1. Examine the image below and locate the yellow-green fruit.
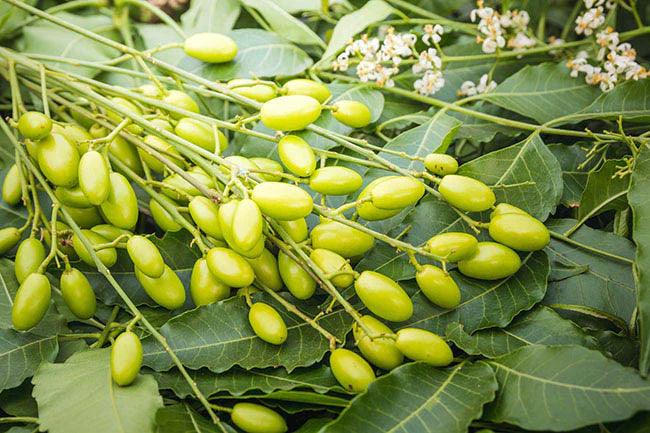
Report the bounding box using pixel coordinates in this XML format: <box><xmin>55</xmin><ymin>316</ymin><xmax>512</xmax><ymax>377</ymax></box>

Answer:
<box><xmin>127</xmin><ymin>235</ymin><xmax>165</xmax><ymax>278</ymax></box>
<box><xmin>139</xmin><ymin>135</ymin><xmax>184</xmax><ymax>173</ymax></box>
<box><xmin>15</xmin><ymin>238</ymin><xmax>45</xmax><ymax>284</ymax></box>
<box><xmin>277</xmin><ymin>218</ymin><xmax>308</xmax><ymax>243</ymax></box>
<box><xmin>353</xmin><ymin>315</ymin><xmax>403</xmax><ymax>370</ymax></box>
<box><xmin>175</xmin><ymin>118</ymin><xmax>228</xmax><ymax>153</ymax></box>
<box><xmin>100</xmin><ymin>173</ymin><xmax>138</xmax><ymax>230</ymax></box>
<box><xmin>260</xmin><ymin>95</ymin><xmax>322</xmax><ymax>131</ymax></box>
<box><xmin>250</xmin><ymin>157</ymin><xmax>284</xmax><ymax>181</ymax></box>
<box><xmin>277</xmin><ymin>134</ymin><xmax>316</xmax><ymax>178</ymax></box>
<box><xmin>426</xmin><ymin>232</ymin><xmax>478</xmax><ymax>262</ymax></box>
<box><xmin>329</xmin><ymin>348</ymin><xmax>376</xmax><ymax>393</ymax></box>
<box><xmin>424</xmin><ymin>153</ymin><xmax>458</xmax><ymax>176</ymax></box>
<box><xmin>150</xmin><ymin>197</ymin><xmax>182</xmax><ymax>232</ymax></box>
<box><xmin>231</xmin><ymin>403</ymin><xmax>288</xmax><ymax>433</ymax></box>
<box><xmin>281</xmin><ymin>79</ymin><xmax>331</xmax><ymax>103</ymax></box>
<box><xmin>106</xmin><ymin>97</ymin><xmax>142</xmax><ymax>134</ymax></box>
<box><xmin>90</xmin><ymin>224</ymin><xmax>132</xmax><ymax>242</ymax></box>
<box><xmin>89</xmin><ymin>124</ymin><xmax>107</xmax><ymax>139</ymax></box>
<box><xmin>309</xmin><ymin>166</ymin><xmax>362</xmax><ymax>195</ymax></box>
<box><xmin>415</xmin><ymin>265</ymin><xmax>460</xmax><ymax>309</ymax></box>
<box><xmin>278</xmin><ymin>250</ymin><xmax>316</xmax><ymax>300</ymax></box>
<box><xmin>18</xmin><ymin>111</ymin><xmax>52</xmax><ymax>140</ymax></box>
<box><xmin>135</xmin><ymin>265</ymin><xmax>186</xmax><ymax>310</ymax></box>
<box><xmin>25</xmin><ymin>139</ymin><xmax>40</xmax><ymax>160</ymax></box>
<box><xmin>228</xmin><ymin>79</ymin><xmax>277</xmax><ymax>102</ymax></box>
<box><xmin>78</xmin><ymin>151</ymin><xmax>110</xmax><ymax>205</ymax></box>
<box><xmin>2</xmin><ymin>164</ymin><xmax>22</xmax><ymax>206</ymax></box>
<box><xmin>11</xmin><ymin>273</ymin><xmax>51</xmax><ymax>331</ymax></box>
<box><xmin>217</xmin><ymin>201</ymin><xmax>264</xmax><ymax>259</ymax></box>
<box><xmin>310</xmin><ymin>220</ymin><xmax>375</xmax><ymax>258</ymax></box>
<box><xmin>72</xmin><ymin>230</ymin><xmax>117</xmax><ymax>268</ymax></box>
<box><xmin>137</xmin><ymin>84</ymin><xmax>163</xmax><ymax>98</ymax></box>
<box><xmin>149</xmin><ymin>118</ymin><xmax>173</xmax><ymax>132</ymax></box>
<box><xmin>458</xmin><ymin>242</ymin><xmax>522</xmax><ymax>280</ymax></box>
<box><xmin>246</xmin><ymin>248</ymin><xmax>283</xmax><ymax>291</ymax></box>
<box><xmin>354</xmin><ymin>271</ymin><xmax>413</xmax><ymax>322</ymax></box>
<box><xmin>0</xmin><ymin>227</ymin><xmax>21</xmax><ymax>255</ymax></box>
<box><xmin>221</xmin><ymin>156</ymin><xmax>259</xmax><ymax>176</ymax></box>
<box><xmin>438</xmin><ymin>175</ymin><xmax>495</xmax><ymax>212</ymax></box>
<box><xmin>310</xmin><ymin>248</ymin><xmax>353</xmax><ymax>289</ymax></box>
<box><xmin>248</xmin><ymin>302</ymin><xmax>288</xmax><ymax>345</ymax></box>
<box><xmin>490</xmin><ymin>203</ymin><xmax>528</xmax><ymax>219</ymax></box>
<box><xmin>332</xmin><ymin>100</ymin><xmax>372</xmax><ymax>128</ymax></box>
<box><xmin>71</xmin><ymin>105</ymin><xmax>94</xmax><ymax>129</ymax></box>
<box><xmin>162</xmin><ymin>90</ymin><xmax>199</xmax><ymax>119</ymax></box>
<box><xmin>60</xmin><ymin>267</ymin><xmax>96</xmax><ymax>320</ymax></box>
<box><xmin>160</xmin><ymin>167</ymin><xmax>214</xmax><ymax>202</ymax></box>
<box><xmin>356</xmin><ymin>177</ymin><xmax>403</xmax><ymax>221</ymax></box>
<box><xmin>189</xmin><ymin>196</ymin><xmax>223</xmax><ymax>240</ymax></box>
<box><xmin>59</xmin><ymin>124</ymin><xmax>92</xmax><ymax>154</ymax></box>
<box><xmin>184</xmin><ymin>32</ymin><xmax>238</xmax><ymax>63</ymax></box>
<box><xmin>232</xmin><ymin>199</ymin><xmax>264</xmax><ymax>252</ymax></box>
<box><xmin>37</xmin><ymin>133</ymin><xmax>80</xmax><ymax>187</ymax></box>
<box><xmin>190</xmin><ymin>258</ymin><xmax>230</xmax><ymax>306</ymax></box>
<box><xmin>63</xmin><ymin>205</ymin><xmax>104</xmax><ymax>229</ymax></box>
<box><xmin>109</xmin><ymin>136</ymin><xmax>143</xmax><ymax>176</ymax></box>
<box><xmin>55</xmin><ymin>186</ymin><xmax>93</xmax><ymax>209</ymax></box>
<box><xmin>395</xmin><ymin>328</ymin><xmax>453</xmax><ymax>366</ymax></box>
<box><xmin>489</xmin><ymin>213</ymin><xmax>550</xmax><ymax>251</ymax></box>
<box><xmin>110</xmin><ymin>331</ymin><xmax>142</xmax><ymax>386</ymax></box>
<box><xmin>206</xmin><ymin>247</ymin><xmax>255</xmax><ymax>288</ymax></box>
<box><xmin>370</xmin><ymin>176</ymin><xmax>425</xmax><ymax>210</ymax></box>
<box><xmin>251</xmin><ymin>182</ymin><xmax>313</xmax><ymax>221</ymax></box>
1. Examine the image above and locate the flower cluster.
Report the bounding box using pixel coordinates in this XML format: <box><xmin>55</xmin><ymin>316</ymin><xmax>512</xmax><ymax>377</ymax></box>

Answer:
<box><xmin>457</xmin><ymin>74</ymin><xmax>497</xmax><ymax>97</ymax></box>
<box><xmin>470</xmin><ymin>0</ymin><xmax>535</xmax><ymax>53</ymax></box>
<box><xmin>574</xmin><ymin>0</ymin><xmax>614</xmax><ymax>36</ymax></box>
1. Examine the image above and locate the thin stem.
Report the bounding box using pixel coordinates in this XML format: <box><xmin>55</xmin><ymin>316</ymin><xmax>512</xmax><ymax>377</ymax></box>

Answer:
<box><xmin>0</xmin><ymin>417</ymin><xmax>39</xmax><ymax>425</ymax></box>
<box><xmin>120</xmin><ymin>0</ymin><xmax>187</xmax><ymax>39</ymax></box>
<box><xmin>549</xmin><ymin>230</ymin><xmax>634</xmax><ymax>264</ymax></box>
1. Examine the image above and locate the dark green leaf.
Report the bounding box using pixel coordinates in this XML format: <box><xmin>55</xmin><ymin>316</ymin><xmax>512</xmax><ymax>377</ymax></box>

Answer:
<box><xmin>548</xmin><ymin>143</ymin><xmax>590</xmax><ymax>208</ymax></box>
<box><xmin>578</xmin><ymin>159</ymin><xmax>629</xmax><ymax>221</ymax></box>
<box><xmin>181</xmin><ymin>0</ymin><xmax>240</xmax><ymax>35</ymax></box>
<box><xmin>579</xmin><ymin>79</ymin><xmax>650</xmax><ymax>121</ymax></box>
<box><xmin>0</xmin><ymin>0</ymin><xmax>37</xmax><ymax>37</ymax></box>
<box><xmin>0</xmin><ymin>381</ymin><xmax>38</xmax><ymax>417</ymax></box>
<box><xmin>0</xmin><ymin>328</ymin><xmax>58</xmax><ymax>392</ymax></box>
<box><xmin>155</xmin><ymin>404</ymin><xmax>234</xmax><ymax>433</ymax></box>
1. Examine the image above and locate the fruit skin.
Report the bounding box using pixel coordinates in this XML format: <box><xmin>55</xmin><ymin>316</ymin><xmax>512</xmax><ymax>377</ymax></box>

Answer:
<box><xmin>127</xmin><ymin>235</ymin><xmax>165</xmax><ymax>278</ymax></box>
<box><xmin>135</xmin><ymin>265</ymin><xmax>186</xmax><ymax>310</ymax></box>
<box><xmin>161</xmin><ymin>169</ymin><xmax>214</xmax><ymax>202</ymax></box>
<box><xmin>60</xmin><ymin>267</ymin><xmax>96</xmax><ymax>320</ymax></box>
<box><xmin>175</xmin><ymin>118</ymin><xmax>228</xmax><ymax>153</ymax></box>
<box><xmin>354</xmin><ymin>271</ymin><xmax>413</xmax><ymax>322</ymax></box>
<box><xmin>251</xmin><ymin>182</ymin><xmax>313</xmax><ymax>221</ymax></box>
<box><xmin>150</xmin><ymin>197</ymin><xmax>182</xmax><ymax>232</ymax></box>
<box><xmin>458</xmin><ymin>241</ymin><xmax>522</xmax><ymax>280</ymax></box>
<box><xmin>415</xmin><ymin>265</ymin><xmax>461</xmax><ymax>309</ymax></box>
<box><xmin>190</xmin><ymin>258</ymin><xmax>230</xmax><ymax>306</ymax></box>
<box><xmin>37</xmin><ymin>133</ymin><xmax>80</xmax><ymax>187</ymax></box>
<box><xmin>72</xmin><ymin>230</ymin><xmax>117</xmax><ymax>268</ymax></box>
<box><xmin>277</xmin><ymin>135</ymin><xmax>316</xmax><ymax>177</ymax></box>
<box><xmin>489</xmin><ymin>212</ymin><xmax>550</xmax><ymax>251</ymax></box>
<box><xmin>78</xmin><ymin>151</ymin><xmax>110</xmax><ymax>205</ymax></box>
<box><xmin>426</xmin><ymin>232</ymin><xmax>478</xmax><ymax>262</ymax></box>
<box><xmin>329</xmin><ymin>348</ymin><xmax>376</xmax><ymax>393</ymax></box>
<box><xmin>12</xmin><ymin>273</ymin><xmax>51</xmax><ymax>331</ymax></box>
<box><xmin>310</xmin><ymin>248</ymin><xmax>354</xmax><ymax>289</ymax></box>
<box><xmin>110</xmin><ymin>331</ymin><xmax>143</xmax><ymax>386</ymax></box>
<box><xmin>370</xmin><ymin>176</ymin><xmax>425</xmax><ymax>210</ymax></box>
<box><xmin>490</xmin><ymin>203</ymin><xmax>527</xmax><ymax>219</ymax></box>
<box><xmin>15</xmin><ymin>238</ymin><xmax>45</xmax><ymax>284</ymax></box>
<box><xmin>228</xmin><ymin>79</ymin><xmax>277</xmax><ymax>102</ymax></box>
<box><xmin>282</xmin><ymin>79</ymin><xmax>331</xmax><ymax>103</ymax></box>
<box><xmin>357</xmin><ymin>177</ymin><xmax>403</xmax><ymax>221</ymax></box>
<box><xmin>188</xmin><ymin>196</ymin><xmax>223</xmax><ymax>240</ymax></box>
<box><xmin>310</xmin><ymin>220</ymin><xmax>374</xmax><ymax>258</ymax></box>
<box><xmin>2</xmin><ymin>164</ymin><xmax>22</xmax><ymax>206</ymax></box>
<box><xmin>248</xmin><ymin>302</ymin><xmax>288</xmax><ymax>345</ymax></box>
<box><xmin>18</xmin><ymin>111</ymin><xmax>52</xmax><ymax>140</ymax></box>
<box><xmin>260</xmin><ymin>95</ymin><xmax>322</xmax><ymax>131</ymax></box>
<box><xmin>218</xmin><ymin>200</ymin><xmax>265</xmax><ymax>259</ymax></box>
<box><xmin>63</xmin><ymin>205</ymin><xmax>104</xmax><ymax>229</ymax></box>
<box><xmin>100</xmin><ymin>173</ymin><xmax>139</xmax><ymax>230</ymax></box>
<box><xmin>231</xmin><ymin>402</ymin><xmax>288</xmax><ymax>433</ymax></box>
<box><xmin>309</xmin><ymin>166</ymin><xmax>363</xmax><ymax>195</ymax></box>
<box><xmin>438</xmin><ymin>174</ymin><xmax>496</xmax><ymax>212</ymax></box>
<box><xmin>0</xmin><ymin>227</ymin><xmax>21</xmax><ymax>255</ymax></box>
<box><xmin>90</xmin><ymin>224</ymin><xmax>132</xmax><ymax>241</ymax></box>
<box><xmin>105</xmin><ymin>97</ymin><xmax>143</xmax><ymax>135</ymax></box>
<box><xmin>332</xmin><ymin>100</ymin><xmax>372</xmax><ymax>128</ymax></box>
<box><xmin>57</xmin><ymin>124</ymin><xmax>93</xmax><ymax>154</ymax></box>
<box><xmin>395</xmin><ymin>328</ymin><xmax>453</xmax><ymax>366</ymax></box>
<box><xmin>109</xmin><ymin>136</ymin><xmax>143</xmax><ymax>176</ymax></box>
<box><xmin>246</xmin><ymin>248</ymin><xmax>283</xmax><ymax>291</ymax></box>
<box><xmin>278</xmin><ymin>250</ymin><xmax>316</xmax><ymax>300</ymax></box>
<box><xmin>184</xmin><ymin>32</ymin><xmax>238</xmax><ymax>63</ymax></box>
<box><xmin>424</xmin><ymin>153</ymin><xmax>458</xmax><ymax>175</ymax></box>
<box><xmin>55</xmin><ymin>186</ymin><xmax>93</xmax><ymax>209</ymax></box>
<box><xmin>206</xmin><ymin>247</ymin><xmax>255</xmax><ymax>288</ymax></box>
<box><xmin>139</xmin><ymin>135</ymin><xmax>185</xmax><ymax>173</ymax></box>
<box><xmin>250</xmin><ymin>157</ymin><xmax>284</xmax><ymax>181</ymax></box>
<box><xmin>277</xmin><ymin>218</ymin><xmax>309</xmax><ymax>243</ymax></box>
<box><xmin>353</xmin><ymin>315</ymin><xmax>403</xmax><ymax>370</ymax></box>
<box><xmin>162</xmin><ymin>90</ymin><xmax>199</xmax><ymax>118</ymax></box>
<box><xmin>231</xmin><ymin>199</ymin><xmax>264</xmax><ymax>251</ymax></box>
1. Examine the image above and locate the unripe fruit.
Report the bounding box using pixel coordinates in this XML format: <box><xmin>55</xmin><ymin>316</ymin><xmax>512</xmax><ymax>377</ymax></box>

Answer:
<box><xmin>109</xmin><ymin>136</ymin><xmax>143</xmax><ymax>176</ymax></box>
<box><xmin>250</xmin><ymin>157</ymin><xmax>284</xmax><ymax>181</ymax></box>
<box><xmin>251</xmin><ymin>182</ymin><xmax>313</xmax><ymax>221</ymax></box>
<box><xmin>110</xmin><ymin>331</ymin><xmax>142</xmax><ymax>386</ymax></box>
<box><xmin>149</xmin><ymin>118</ymin><xmax>173</xmax><ymax>132</ymax></box>
<box><xmin>309</xmin><ymin>166</ymin><xmax>363</xmax><ymax>195</ymax></box>
<box><xmin>278</xmin><ymin>250</ymin><xmax>316</xmax><ymax>300</ymax></box>
<box><xmin>489</xmin><ymin>212</ymin><xmax>550</xmax><ymax>251</ymax></box>
<box><xmin>260</xmin><ymin>95</ymin><xmax>322</xmax><ymax>131</ymax></box>
<box><xmin>357</xmin><ymin>177</ymin><xmax>402</xmax><ymax>221</ymax></box>
<box><xmin>162</xmin><ymin>90</ymin><xmax>199</xmax><ymax>118</ymax></box>
<box><xmin>71</xmin><ymin>105</ymin><xmax>94</xmax><ymax>129</ymax></box>
<box><xmin>332</xmin><ymin>100</ymin><xmax>372</xmax><ymax>128</ymax></box>
<box><xmin>426</xmin><ymin>232</ymin><xmax>478</xmax><ymax>262</ymax></box>
<box><xmin>415</xmin><ymin>265</ymin><xmax>460</xmax><ymax>309</ymax></box>
<box><xmin>139</xmin><ymin>135</ymin><xmax>184</xmax><ymax>173</ymax></box>
<box><xmin>282</xmin><ymin>79</ymin><xmax>331</xmax><ymax>103</ymax></box>
<box><xmin>206</xmin><ymin>247</ymin><xmax>255</xmax><ymax>288</ymax></box>
<box><xmin>2</xmin><ymin>164</ymin><xmax>22</xmax><ymax>206</ymax></box>
<box><xmin>100</xmin><ymin>173</ymin><xmax>139</xmax><ymax>230</ymax></box>
<box><xmin>183</xmin><ymin>32</ymin><xmax>238</xmax><ymax>63</ymax></box>
<box><xmin>228</xmin><ymin>79</ymin><xmax>276</xmax><ymax>102</ymax></box>
<box><xmin>278</xmin><ymin>135</ymin><xmax>316</xmax><ymax>177</ymax></box>
<box><xmin>135</xmin><ymin>265</ymin><xmax>186</xmax><ymax>310</ymax></box>
<box><xmin>353</xmin><ymin>315</ymin><xmax>403</xmax><ymax>370</ymax></box>
<box><xmin>55</xmin><ymin>186</ymin><xmax>93</xmax><ymax>209</ymax></box>
<box><xmin>60</xmin><ymin>267</ymin><xmax>96</xmax><ymax>320</ymax></box>
<box><xmin>189</xmin><ymin>196</ymin><xmax>223</xmax><ymax>240</ymax></box>
<box><xmin>90</xmin><ymin>224</ymin><xmax>132</xmax><ymax>241</ymax></box>
<box><xmin>457</xmin><ymin>241</ymin><xmax>521</xmax><ymax>280</ymax></box>
<box><xmin>190</xmin><ymin>258</ymin><xmax>230</xmax><ymax>306</ymax></box>
<box><xmin>72</xmin><ymin>230</ymin><xmax>117</xmax><ymax>268</ymax></box>
<box><xmin>370</xmin><ymin>176</ymin><xmax>425</xmax><ymax>210</ymax></box>
<box><xmin>329</xmin><ymin>348</ymin><xmax>375</xmax><ymax>393</ymax></box>
<box><xmin>37</xmin><ymin>133</ymin><xmax>80</xmax><ymax>187</ymax></box>
<box><xmin>438</xmin><ymin>174</ymin><xmax>495</xmax><ymax>212</ymax></box>
<box><xmin>137</xmin><ymin>84</ymin><xmax>163</xmax><ymax>98</ymax></box>
<box><xmin>424</xmin><ymin>153</ymin><xmax>458</xmax><ymax>175</ymax></box>
<box><xmin>246</xmin><ymin>248</ymin><xmax>283</xmax><ymax>291</ymax></box>
<box><xmin>310</xmin><ymin>248</ymin><xmax>354</xmax><ymax>289</ymax></box>
<box><xmin>105</xmin><ymin>98</ymin><xmax>142</xmax><ymax>135</ymax></box>
<box><xmin>490</xmin><ymin>203</ymin><xmax>528</xmax><ymax>219</ymax></box>
<box><xmin>395</xmin><ymin>328</ymin><xmax>453</xmax><ymax>366</ymax></box>
<box><xmin>231</xmin><ymin>403</ymin><xmax>288</xmax><ymax>433</ymax></box>
<box><xmin>277</xmin><ymin>218</ymin><xmax>309</xmax><ymax>243</ymax></box>
<box><xmin>63</xmin><ymin>205</ymin><xmax>103</xmax><ymax>229</ymax></box>
<box><xmin>15</xmin><ymin>238</ymin><xmax>45</xmax><ymax>284</ymax></box>
<box><xmin>232</xmin><ymin>199</ymin><xmax>264</xmax><ymax>252</ymax></box>
<box><xmin>217</xmin><ymin>201</ymin><xmax>265</xmax><ymax>259</ymax></box>
<box><xmin>57</xmin><ymin>124</ymin><xmax>93</xmax><ymax>154</ymax></box>
<box><xmin>127</xmin><ymin>235</ymin><xmax>165</xmax><ymax>278</ymax></box>
<box><xmin>18</xmin><ymin>112</ymin><xmax>52</xmax><ymax>140</ymax></box>
<box><xmin>0</xmin><ymin>227</ymin><xmax>21</xmax><ymax>255</ymax></box>
<box><xmin>11</xmin><ymin>273</ymin><xmax>51</xmax><ymax>331</ymax></box>
<box><xmin>248</xmin><ymin>302</ymin><xmax>288</xmax><ymax>345</ymax></box>
<box><xmin>150</xmin><ymin>197</ymin><xmax>182</xmax><ymax>232</ymax></box>
<box><xmin>354</xmin><ymin>271</ymin><xmax>413</xmax><ymax>322</ymax></box>
<box><xmin>310</xmin><ymin>220</ymin><xmax>374</xmax><ymax>258</ymax></box>
<box><xmin>175</xmin><ymin>118</ymin><xmax>228</xmax><ymax>153</ymax></box>
<box><xmin>78</xmin><ymin>151</ymin><xmax>110</xmax><ymax>205</ymax></box>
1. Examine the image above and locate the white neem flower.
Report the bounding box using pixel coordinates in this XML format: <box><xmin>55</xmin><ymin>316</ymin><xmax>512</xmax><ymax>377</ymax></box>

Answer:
<box><xmin>411</xmin><ymin>48</ymin><xmax>442</xmax><ymax>74</ymax></box>
<box><xmin>457</xmin><ymin>74</ymin><xmax>497</xmax><ymax>96</ymax></box>
<box><xmin>566</xmin><ymin>50</ymin><xmax>590</xmax><ymax>77</ymax></box>
<box><xmin>332</xmin><ymin>52</ymin><xmax>349</xmax><ymax>71</ymax></box>
<box><xmin>508</xmin><ymin>32</ymin><xmax>536</xmax><ymax>50</ymax></box>
<box><xmin>414</xmin><ymin>70</ymin><xmax>445</xmax><ymax>95</ymax></box>
<box><xmin>575</xmin><ymin>7</ymin><xmax>605</xmax><ymax>36</ymax></box>
<box><xmin>422</xmin><ymin>24</ymin><xmax>444</xmax><ymax>45</ymax></box>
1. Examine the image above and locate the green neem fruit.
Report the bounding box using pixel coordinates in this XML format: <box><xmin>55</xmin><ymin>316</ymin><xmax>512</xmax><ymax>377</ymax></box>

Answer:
<box><xmin>12</xmin><ymin>273</ymin><xmax>51</xmax><ymax>331</ymax></box>
<box><xmin>109</xmin><ymin>136</ymin><xmax>143</xmax><ymax>176</ymax></box>
<box><xmin>184</xmin><ymin>32</ymin><xmax>238</xmax><ymax>63</ymax></box>
<box><xmin>221</xmin><ymin>156</ymin><xmax>259</xmax><ymax>176</ymax></box>
<box><xmin>228</xmin><ymin>79</ymin><xmax>277</xmax><ymax>102</ymax></box>
<box><xmin>89</xmin><ymin>123</ymin><xmax>107</xmax><ymax>139</ymax></box>
<box><xmin>356</xmin><ymin>177</ymin><xmax>402</xmax><ymax>221</ymax></box>
<box><xmin>25</xmin><ymin>139</ymin><xmax>40</xmax><ymax>160</ymax></box>
<box><xmin>353</xmin><ymin>315</ymin><xmax>403</xmax><ymax>370</ymax></box>
<box><xmin>18</xmin><ymin>111</ymin><xmax>52</xmax><ymax>140</ymax></box>
<box><xmin>329</xmin><ymin>348</ymin><xmax>375</xmax><ymax>393</ymax></box>
<box><xmin>250</xmin><ymin>157</ymin><xmax>284</xmax><ymax>181</ymax></box>
<box><xmin>457</xmin><ymin>241</ymin><xmax>521</xmax><ymax>280</ymax></box>
<box><xmin>15</xmin><ymin>238</ymin><xmax>45</xmax><ymax>284</ymax></box>
<box><xmin>231</xmin><ymin>402</ymin><xmax>288</xmax><ymax>433</ymax></box>
<box><xmin>127</xmin><ymin>235</ymin><xmax>165</xmax><ymax>278</ymax></box>
<box><xmin>251</xmin><ymin>182</ymin><xmax>313</xmax><ymax>221</ymax></box>
<box><xmin>332</xmin><ymin>100</ymin><xmax>372</xmax><ymax>128</ymax></box>
<box><xmin>71</xmin><ymin>105</ymin><xmax>94</xmax><ymax>129</ymax></box>
<box><xmin>55</xmin><ymin>186</ymin><xmax>93</xmax><ymax>209</ymax></box>
<box><xmin>278</xmin><ymin>135</ymin><xmax>316</xmax><ymax>177</ymax></box>
<box><xmin>135</xmin><ymin>265</ymin><xmax>186</xmax><ymax>310</ymax></box>
<box><xmin>395</xmin><ymin>328</ymin><xmax>453</xmax><ymax>366</ymax></box>
<box><xmin>100</xmin><ymin>173</ymin><xmax>138</xmax><ymax>230</ymax></box>
<box><xmin>2</xmin><ymin>164</ymin><xmax>23</xmax><ymax>206</ymax></box>
<box><xmin>277</xmin><ymin>218</ymin><xmax>308</xmax><ymax>242</ymax></box>
<box><xmin>489</xmin><ymin>203</ymin><xmax>528</xmax><ymax>219</ymax></box>
<box><xmin>139</xmin><ymin>135</ymin><xmax>185</xmax><ymax>173</ymax></box>
<box><xmin>260</xmin><ymin>95</ymin><xmax>322</xmax><ymax>131</ymax></box>
<box><xmin>110</xmin><ymin>331</ymin><xmax>142</xmax><ymax>386</ymax></box>
<box><xmin>60</xmin><ymin>267</ymin><xmax>96</xmax><ymax>320</ymax></box>
<box><xmin>206</xmin><ymin>247</ymin><xmax>255</xmax><ymax>288</ymax></box>
<box><xmin>424</xmin><ymin>153</ymin><xmax>458</xmax><ymax>176</ymax></box>
<box><xmin>354</xmin><ymin>271</ymin><xmax>413</xmax><ymax>322</ymax></box>
<box><xmin>72</xmin><ymin>230</ymin><xmax>117</xmax><ymax>268</ymax></box>
<box><xmin>58</xmin><ymin>124</ymin><xmax>92</xmax><ymax>154</ymax></box>
<box><xmin>370</xmin><ymin>176</ymin><xmax>425</xmax><ymax>210</ymax></box>
<box><xmin>189</xmin><ymin>196</ymin><xmax>223</xmax><ymax>240</ymax></box>
<box><xmin>218</xmin><ymin>201</ymin><xmax>265</xmax><ymax>259</ymax></box>
<box><xmin>149</xmin><ymin>118</ymin><xmax>173</xmax><ymax>132</ymax></box>
<box><xmin>0</xmin><ymin>227</ymin><xmax>21</xmax><ymax>255</ymax></box>
<box><xmin>137</xmin><ymin>84</ymin><xmax>163</xmax><ymax>98</ymax></box>
<box><xmin>438</xmin><ymin>174</ymin><xmax>495</xmax><ymax>212</ymax></box>
<box><xmin>246</xmin><ymin>248</ymin><xmax>283</xmax><ymax>291</ymax></box>
<box><xmin>232</xmin><ymin>199</ymin><xmax>264</xmax><ymax>252</ymax></box>
<box><xmin>175</xmin><ymin>117</ymin><xmax>228</xmax><ymax>153</ymax></box>
<box><xmin>310</xmin><ymin>220</ymin><xmax>374</xmax><ymax>258</ymax></box>
<box><xmin>78</xmin><ymin>151</ymin><xmax>110</xmax><ymax>205</ymax></box>
<box><xmin>150</xmin><ymin>197</ymin><xmax>182</xmax><ymax>232</ymax></box>
<box><xmin>190</xmin><ymin>258</ymin><xmax>230</xmax><ymax>306</ymax></box>
<box><xmin>426</xmin><ymin>232</ymin><xmax>478</xmax><ymax>262</ymax></box>
<box><xmin>415</xmin><ymin>265</ymin><xmax>460</xmax><ymax>309</ymax></box>
<box><xmin>309</xmin><ymin>166</ymin><xmax>362</xmax><ymax>195</ymax></box>
<box><xmin>63</xmin><ymin>205</ymin><xmax>104</xmax><ymax>229</ymax></box>
<box><xmin>105</xmin><ymin>97</ymin><xmax>143</xmax><ymax>135</ymax></box>
<box><xmin>310</xmin><ymin>248</ymin><xmax>354</xmax><ymax>289</ymax></box>
<box><xmin>278</xmin><ymin>250</ymin><xmax>316</xmax><ymax>300</ymax></box>
<box><xmin>161</xmin><ymin>168</ymin><xmax>214</xmax><ymax>202</ymax></box>
<box><xmin>281</xmin><ymin>79</ymin><xmax>331</xmax><ymax>103</ymax></box>
<box><xmin>90</xmin><ymin>224</ymin><xmax>132</xmax><ymax>241</ymax></box>
<box><xmin>248</xmin><ymin>302</ymin><xmax>288</xmax><ymax>345</ymax></box>
<box><xmin>162</xmin><ymin>90</ymin><xmax>199</xmax><ymax>119</ymax></box>
<box><xmin>489</xmin><ymin>212</ymin><xmax>550</xmax><ymax>251</ymax></box>
<box><xmin>37</xmin><ymin>133</ymin><xmax>80</xmax><ymax>187</ymax></box>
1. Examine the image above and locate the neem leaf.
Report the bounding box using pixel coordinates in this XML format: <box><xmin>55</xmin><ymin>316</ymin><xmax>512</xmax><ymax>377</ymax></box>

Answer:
<box><xmin>0</xmin><ymin>328</ymin><xmax>58</xmax><ymax>392</ymax></box>
<box><xmin>155</xmin><ymin>404</ymin><xmax>235</xmax><ymax>433</ymax></box>
<box><xmin>181</xmin><ymin>0</ymin><xmax>240</xmax><ymax>35</ymax></box>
